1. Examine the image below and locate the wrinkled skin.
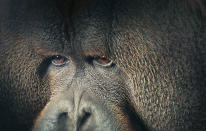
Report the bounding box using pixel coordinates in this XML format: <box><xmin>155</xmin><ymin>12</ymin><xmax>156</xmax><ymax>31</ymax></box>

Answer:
<box><xmin>0</xmin><ymin>0</ymin><xmax>206</xmax><ymax>130</ymax></box>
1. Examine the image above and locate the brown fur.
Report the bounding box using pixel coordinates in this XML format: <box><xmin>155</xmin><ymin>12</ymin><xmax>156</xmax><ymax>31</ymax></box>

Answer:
<box><xmin>0</xmin><ymin>0</ymin><xmax>205</xmax><ymax>130</ymax></box>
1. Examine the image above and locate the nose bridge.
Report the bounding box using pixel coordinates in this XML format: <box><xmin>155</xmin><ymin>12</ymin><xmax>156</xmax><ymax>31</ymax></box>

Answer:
<box><xmin>69</xmin><ymin>73</ymin><xmax>87</xmax><ymax>108</ymax></box>
<box><xmin>62</xmin><ymin>77</ymin><xmax>94</xmax><ymax>127</ymax></box>
<box><xmin>63</xmin><ymin>77</ymin><xmax>85</xmax><ymax>112</ymax></box>
<box><xmin>68</xmin><ymin>86</ymin><xmax>88</xmax><ymax>124</ymax></box>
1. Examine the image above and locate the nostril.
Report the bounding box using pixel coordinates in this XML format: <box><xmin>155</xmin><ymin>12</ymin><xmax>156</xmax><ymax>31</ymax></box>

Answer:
<box><xmin>77</xmin><ymin>111</ymin><xmax>91</xmax><ymax>130</ymax></box>
<box><xmin>57</xmin><ymin>112</ymin><xmax>73</xmax><ymax>131</ymax></box>
<box><xmin>58</xmin><ymin>112</ymin><xmax>68</xmax><ymax>120</ymax></box>
<box><xmin>58</xmin><ymin>112</ymin><xmax>69</xmax><ymax>125</ymax></box>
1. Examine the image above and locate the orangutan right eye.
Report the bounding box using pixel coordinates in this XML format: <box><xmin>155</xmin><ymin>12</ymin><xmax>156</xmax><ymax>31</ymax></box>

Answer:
<box><xmin>93</xmin><ymin>56</ymin><xmax>113</xmax><ymax>67</ymax></box>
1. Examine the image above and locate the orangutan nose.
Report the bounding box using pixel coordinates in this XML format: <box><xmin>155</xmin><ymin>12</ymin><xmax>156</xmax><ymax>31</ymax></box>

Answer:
<box><xmin>57</xmin><ymin>107</ymin><xmax>94</xmax><ymax>131</ymax></box>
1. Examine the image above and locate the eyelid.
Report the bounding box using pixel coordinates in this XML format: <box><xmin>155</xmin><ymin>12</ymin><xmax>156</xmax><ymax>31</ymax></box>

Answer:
<box><xmin>93</xmin><ymin>59</ymin><xmax>113</xmax><ymax>67</ymax></box>
<box><xmin>90</xmin><ymin>56</ymin><xmax>114</xmax><ymax>67</ymax></box>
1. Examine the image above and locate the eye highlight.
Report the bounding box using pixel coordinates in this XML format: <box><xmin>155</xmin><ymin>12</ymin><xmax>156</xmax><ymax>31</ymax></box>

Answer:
<box><xmin>51</xmin><ymin>55</ymin><xmax>69</xmax><ymax>67</ymax></box>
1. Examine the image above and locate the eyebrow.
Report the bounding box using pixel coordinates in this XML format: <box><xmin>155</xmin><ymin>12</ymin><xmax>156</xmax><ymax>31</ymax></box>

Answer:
<box><xmin>36</xmin><ymin>48</ymin><xmax>56</xmax><ymax>56</ymax></box>
<box><xmin>84</xmin><ymin>51</ymin><xmax>106</xmax><ymax>58</ymax></box>
<box><xmin>36</xmin><ymin>48</ymin><xmax>66</xmax><ymax>58</ymax></box>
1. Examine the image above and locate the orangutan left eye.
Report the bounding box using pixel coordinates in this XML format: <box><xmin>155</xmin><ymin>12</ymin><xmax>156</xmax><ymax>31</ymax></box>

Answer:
<box><xmin>51</xmin><ymin>55</ymin><xmax>70</xmax><ymax>67</ymax></box>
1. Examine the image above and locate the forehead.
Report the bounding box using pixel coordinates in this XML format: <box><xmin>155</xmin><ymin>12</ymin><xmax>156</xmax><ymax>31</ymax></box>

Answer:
<box><xmin>39</xmin><ymin>0</ymin><xmax>113</xmax><ymax>58</ymax></box>
<box><xmin>70</xmin><ymin>0</ymin><xmax>115</xmax><ymax>58</ymax></box>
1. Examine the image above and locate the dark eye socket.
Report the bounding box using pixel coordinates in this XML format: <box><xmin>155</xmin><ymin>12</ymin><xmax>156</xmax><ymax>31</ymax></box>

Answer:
<box><xmin>93</xmin><ymin>56</ymin><xmax>113</xmax><ymax>67</ymax></box>
<box><xmin>51</xmin><ymin>55</ymin><xmax>69</xmax><ymax>67</ymax></box>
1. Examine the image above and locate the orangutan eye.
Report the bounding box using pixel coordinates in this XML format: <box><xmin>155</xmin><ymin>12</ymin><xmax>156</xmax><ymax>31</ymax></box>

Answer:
<box><xmin>93</xmin><ymin>56</ymin><xmax>113</xmax><ymax>67</ymax></box>
<box><xmin>51</xmin><ymin>55</ymin><xmax>69</xmax><ymax>67</ymax></box>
